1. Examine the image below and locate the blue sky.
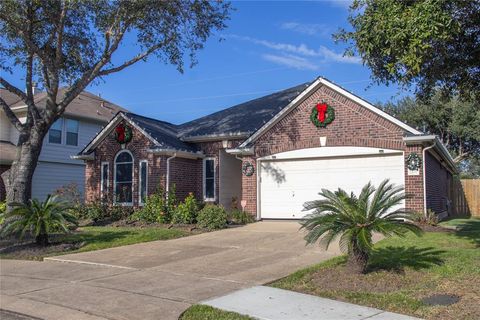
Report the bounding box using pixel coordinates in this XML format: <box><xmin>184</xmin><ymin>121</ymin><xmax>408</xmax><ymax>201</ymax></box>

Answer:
<box><xmin>9</xmin><ymin>1</ymin><xmax>412</xmax><ymax>124</ymax></box>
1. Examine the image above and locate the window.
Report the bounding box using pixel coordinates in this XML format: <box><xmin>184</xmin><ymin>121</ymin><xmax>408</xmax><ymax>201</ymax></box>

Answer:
<box><xmin>203</xmin><ymin>158</ymin><xmax>215</xmax><ymax>201</ymax></box>
<box><xmin>114</xmin><ymin>151</ymin><xmax>133</xmax><ymax>204</ymax></box>
<box><xmin>101</xmin><ymin>162</ymin><xmax>109</xmax><ymax>201</ymax></box>
<box><xmin>48</xmin><ymin>118</ymin><xmax>63</xmax><ymax>144</ymax></box>
<box><xmin>139</xmin><ymin>160</ymin><xmax>148</xmax><ymax>205</ymax></box>
<box><xmin>66</xmin><ymin>119</ymin><xmax>79</xmax><ymax>146</ymax></box>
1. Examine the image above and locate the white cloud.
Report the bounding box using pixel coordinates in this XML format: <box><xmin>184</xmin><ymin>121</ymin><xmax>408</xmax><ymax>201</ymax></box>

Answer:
<box><xmin>280</xmin><ymin>22</ymin><xmax>330</xmax><ymax>36</ymax></box>
<box><xmin>324</xmin><ymin>0</ymin><xmax>353</xmax><ymax>9</ymax></box>
<box><xmin>228</xmin><ymin>34</ymin><xmax>361</xmax><ymax>65</ymax></box>
<box><xmin>317</xmin><ymin>46</ymin><xmax>361</xmax><ymax>64</ymax></box>
<box><xmin>262</xmin><ymin>54</ymin><xmax>319</xmax><ymax>70</ymax></box>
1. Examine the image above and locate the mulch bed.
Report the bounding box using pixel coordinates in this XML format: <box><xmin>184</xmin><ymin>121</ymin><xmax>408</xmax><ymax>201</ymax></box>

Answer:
<box><xmin>416</xmin><ymin>224</ymin><xmax>455</xmax><ymax>233</ymax></box>
<box><xmin>0</xmin><ymin>240</ymin><xmax>84</xmax><ymax>260</ymax></box>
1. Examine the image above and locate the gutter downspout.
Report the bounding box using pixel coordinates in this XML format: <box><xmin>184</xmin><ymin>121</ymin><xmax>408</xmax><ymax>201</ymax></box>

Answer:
<box><xmin>166</xmin><ymin>153</ymin><xmax>177</xmax><ymax>198</ymax></box>
<box><xmin>422</xmin><ymin>141</ymin><xmax>436</xmax><ymax>215</ymax></box>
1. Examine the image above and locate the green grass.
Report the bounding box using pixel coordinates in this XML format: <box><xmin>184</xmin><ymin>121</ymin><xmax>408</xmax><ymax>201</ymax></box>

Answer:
<box><xmin>0</xmin><ymin>226</ymin><xmax>192</xmax><ymax>260</ymax></box>
<box><xmin>271</xmin><ymin>218</ymin><xmax>480</xmax><ymax>320</ymax></box>
<box><xmin>180</xmin><ymin>305</ymin><xmax>253</xmax><ymax>320</ymax></box>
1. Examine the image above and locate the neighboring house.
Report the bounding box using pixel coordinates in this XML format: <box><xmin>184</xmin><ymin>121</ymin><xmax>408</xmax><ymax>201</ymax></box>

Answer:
<box><xmin>76</xmin><ymin>77</ymin><xmax>456</xmax><ymax>219</ymax></box>
<box><xmin>0</xmin><ymin>88</ymin><xmax>127</xmax><ymax>201</ymax></box>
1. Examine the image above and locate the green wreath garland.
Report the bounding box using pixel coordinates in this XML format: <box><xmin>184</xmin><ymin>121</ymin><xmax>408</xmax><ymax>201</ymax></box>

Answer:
<box><xmin>310</xmin><ymin>104</ymin><xmax>335</xmax><ymax>128</ymax></box>
<box><xmin>406</xmin><ymin>152</ymin><xmax>422</xmax><ymax>171</ymax></box>
<box><xmin>114</xmin><ymin>123</ymin><xmax>133</xmax><ymax>144</ymax></box>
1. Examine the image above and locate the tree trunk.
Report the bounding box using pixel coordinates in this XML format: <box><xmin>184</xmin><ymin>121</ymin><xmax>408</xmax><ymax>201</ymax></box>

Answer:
<box><xmin>347</xmin><ymin>248</ymin><xmax>369</xmax><ymax>274</ymax></box>
<box><xmin>35</xmin><ymin>233</ymin><xmax>49</xmax><ymax>246</ymax></box>
<box><xmin>4</xmin><ymin>127</ymin><xmax>46</xmax><ymax>206</ymax></box>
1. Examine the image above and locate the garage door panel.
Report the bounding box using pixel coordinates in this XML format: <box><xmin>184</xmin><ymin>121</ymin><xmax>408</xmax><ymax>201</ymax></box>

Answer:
<box><xmin>260</xmin><ymin>154</ymin><xmax>404</xmax><ymax>219</ymax></box>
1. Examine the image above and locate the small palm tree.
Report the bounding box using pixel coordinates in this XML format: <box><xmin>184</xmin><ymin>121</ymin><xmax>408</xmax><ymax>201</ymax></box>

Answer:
<box><xmin>0</xmin><ymin>195</ymin><xmax>77</xmax><ymax>246</ymax></box>
<box><xmin>301</xmin><ymin>180</ymin><xmax>422</xmax><ymax>273</ymax></box>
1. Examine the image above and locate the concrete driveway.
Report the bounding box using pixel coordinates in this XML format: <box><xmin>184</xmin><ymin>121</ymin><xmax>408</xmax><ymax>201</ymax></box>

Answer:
<box><xmin>0</xmin><ymin>221</ymin><xmax>342</xmax><ymax>320</ymax></box>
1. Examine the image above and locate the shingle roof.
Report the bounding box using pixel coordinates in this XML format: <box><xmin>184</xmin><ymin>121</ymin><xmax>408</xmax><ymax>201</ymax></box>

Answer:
<box><xmin>81</xmin><ymin>82</ymin><xmax>312</xmax><ymax>155</ymax></box>
<box><xmin>124</xmin><ymin>113</ymin><xmax>197</xmax><ymax>152</ymax></box>
<box><xmin>0</xmin><ymin>89</ymin><xmax>23</xmax><ymax>106</ymax></box>
<box><xmin>5</xmin><ymin>88</ymin><xmax>128</xmax><ymax>123</ymax></box>
<box><xmin>178</xmin><ymin>83</ymin><xmax>310</xmax><ymax>138</ymax></box>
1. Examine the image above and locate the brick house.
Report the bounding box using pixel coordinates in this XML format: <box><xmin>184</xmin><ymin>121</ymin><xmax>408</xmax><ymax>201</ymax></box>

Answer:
<box><xmin>75</xmin><ymin>77</ymin><xmax>457</xmax><ymax>219</ymax></box>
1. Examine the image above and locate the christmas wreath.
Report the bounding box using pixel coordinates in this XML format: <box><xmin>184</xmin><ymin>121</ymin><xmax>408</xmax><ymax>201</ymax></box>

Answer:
<box><xmin>310</xmin><ymin>102</ymin><xmax>335</xmax><ymax>128</ymax></box>
<box><xmin>406</xmin><ymin>153</ymin><xmax>421</xmax><ymax>171</ymax></box>
<box><xmin>242</xmin><ymin>161</ymin><xmax>255</xmax><ymax>176</ymax></box>
<box><xmin>114</xmin><ymin>123</ymin><xmax>133</xmax><ymax>144</ymax></box>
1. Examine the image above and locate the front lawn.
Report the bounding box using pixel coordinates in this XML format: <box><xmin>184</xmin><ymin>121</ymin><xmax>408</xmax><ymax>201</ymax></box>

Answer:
<box><xmin>271</xmin><ymin>218</ymin><xmax>480</xmax><ymax>320</ymax></box>
<box><xmin>180</xmin><ymin>305</ymin><xmax>253</xmax><ymax>320</ymax></box>
<box><xmin>0</xmin><ymin>225</ymin><xmax>195</xmax><ymax>260</ymax></box>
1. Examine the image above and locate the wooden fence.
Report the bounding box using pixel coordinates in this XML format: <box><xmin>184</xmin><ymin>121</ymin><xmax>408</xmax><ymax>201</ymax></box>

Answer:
<box><xmin>451</xmin><ymin>179</ymin><xmax>480</xmax><ymax>217</ymax></box>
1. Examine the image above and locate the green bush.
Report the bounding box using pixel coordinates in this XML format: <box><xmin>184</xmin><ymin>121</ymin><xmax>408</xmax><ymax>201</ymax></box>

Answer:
<box><xmin>0</xmin><ymin>195</ymin><xmax>78</xmax><ymax>246</ymax></box>
<box><xmin>228</xmin><ymin>209</ymin><xmax>255</xmax><ymax>224</ymax></box>
<box><xmin>412</xmin><ymin>209</ymin><xmax>438</xmax><ymax>226</ymax></box>
<box><xmin>172</xmin><ymin>193</ymin><xmax>198</xmax><ymax>224</ymax></box>
<box><xmin>197</xmin><ymin>204</ymin><xmax>227</xmax><ymax>230</ymax></box>
<box><xmin>131</xmin><ymin>193</ymin><xmax>168</xmax><ymax>223</ymax></box>
<box><xmin>0</xmin><ymin>201</ymin><xmax>6</xmax><ymax>213</ymax></box>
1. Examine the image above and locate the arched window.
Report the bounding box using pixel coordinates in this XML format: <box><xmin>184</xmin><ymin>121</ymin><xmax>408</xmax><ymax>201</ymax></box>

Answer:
<box><xmin>114</xmin><ymin>150</ymin><xmax>133</xmax><ymax>204</ymax></box>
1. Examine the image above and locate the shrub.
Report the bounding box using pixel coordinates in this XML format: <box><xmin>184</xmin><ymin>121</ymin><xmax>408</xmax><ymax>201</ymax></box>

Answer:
<box><xmin>0</xmin><ymin>201</ymin><xmax>6</xmax><ymax>213</ymax></box>
<box><xmin>228</xmin><ymin>209</ymin><xmax>255</xmax><ymax>224</ymax></box>
<box><xmin>131</xmin><ymin>193</ymin><xmax>167</xmax><ymax>223</ymax></box>
<box><xmin>301</xmin><ymin>179</ymin><xmax>422</xmax><ymax>273</ymax></box>
<box><xmin>412</xmin><ymin>209</ymin><xmax>438</xmax><ymax>226</ymax></box>
<box><xmin>197</xmin><ymin>204</ymin><xmax>227</xmax><ymax>230</ymax></box>
<box><xmin>0</xmin><ymin>195</ymin><xmax>78</xmax><ymax>246</ymax></box>
<box><xmin>172</xmin><ymin>193</ymin><xmax>198</xmax><ymax>224</ymax></box>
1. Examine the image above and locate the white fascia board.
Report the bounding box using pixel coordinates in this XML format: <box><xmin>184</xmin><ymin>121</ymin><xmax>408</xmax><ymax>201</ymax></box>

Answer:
<box><xmin>147</xmin><ymin>148</ymin><xmax>205</xmax><ymax>159</ymax></box>
<box><xmin>318</xmin><ymin>78</ymin><xmax>422</xmax><ymax>135</ymax></box>
<box><xmin>403</xmin><ymin>135</ymin><xmax>437</xmax><ymax>143</ymax></box>
<box><xmin>239</xmin><ymin>79</ymin><xmax>322</xmax><ymax>148</ymax></box>
<box><xmin>225</xmin><ymin>147</ymin><xmax>255</xmax><ymax>156</ymax></box>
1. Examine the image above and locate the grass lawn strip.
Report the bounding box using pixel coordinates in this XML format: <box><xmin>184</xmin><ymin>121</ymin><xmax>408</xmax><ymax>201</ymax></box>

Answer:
<box><xmin>0</xmin><ymin>226</ymin><xmax>194</xmax><ymax>260</ymax></box>
<box><xmin>271</xmin><ymin>218</ymin><xmax>480</xmax><ymax>320</ymax></box>
<box><xmin>180</xmin><ymin>305</ymin><xmax>254</xmax><ymax>320</ymax></box>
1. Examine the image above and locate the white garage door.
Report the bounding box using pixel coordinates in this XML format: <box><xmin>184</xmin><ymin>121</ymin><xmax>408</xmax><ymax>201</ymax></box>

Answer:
<box><xmin>260</xmin><ymin>152</ymin><xmax>404</xmax><ymax>219</ymax></box>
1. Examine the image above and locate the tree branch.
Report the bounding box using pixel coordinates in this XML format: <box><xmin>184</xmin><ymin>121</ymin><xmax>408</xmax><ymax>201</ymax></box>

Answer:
<box><xmin>0</xmin><ymin>98</ymin><xmax>23</xmax><ymax>131</ymax></box>
<box><xmin>98</xmin><ymin>44</ymin><xmax>163</xmax><ymax>76</ymax></box>
<box><xmin>0</xmin><ymin>78</ymin><xmax>27</xmax><ymax>102</ymax></box>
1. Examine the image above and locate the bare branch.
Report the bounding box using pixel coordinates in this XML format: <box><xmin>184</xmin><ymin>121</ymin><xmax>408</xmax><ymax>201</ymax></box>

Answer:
<box><xmin>98</xmin><ymin>44</ymin><xmax>163</xmax><ymax>76</ymax></box>
<box><xmin>0</xmin><ymin>98</ymin><xmax>23</xmax><ymax>131</ymax></box>
<box><xmin>0</xmin><ymin>78</ymin><xmax>27</xmax><ymax>102</ymax></box>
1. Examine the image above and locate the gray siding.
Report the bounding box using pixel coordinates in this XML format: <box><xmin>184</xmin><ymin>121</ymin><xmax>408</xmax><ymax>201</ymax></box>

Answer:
<box><xmin>39</xmin><ymin>120</ymin><xmax>103</xmax><ymax>165</ymax></box>
<box><xmin>32</xmin><ymin>161</ymin><xmax>85</xmax><ymax>201</ymax></box>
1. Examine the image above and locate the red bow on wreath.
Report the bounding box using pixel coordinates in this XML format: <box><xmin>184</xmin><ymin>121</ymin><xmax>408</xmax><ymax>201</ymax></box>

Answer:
<box><xmin>115</xmin><ymin>124</ymin><xmax>126</xmax><ymax>143</ymax></box>
<box><xmin>316</xmin><ymin>103</ymin><xmax>328</xmax><ymax>123</ymax></box>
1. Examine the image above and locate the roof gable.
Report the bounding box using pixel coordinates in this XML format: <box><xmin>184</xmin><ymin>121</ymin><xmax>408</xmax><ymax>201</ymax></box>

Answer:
<box><xmin>239</xmin><ymin>77</ymin><xmax>422</xmax><ymax>148</ymax></box>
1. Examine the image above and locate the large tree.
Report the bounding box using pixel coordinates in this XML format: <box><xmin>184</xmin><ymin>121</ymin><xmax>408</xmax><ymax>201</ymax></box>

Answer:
<box><xmin>381</xmin><ymin>92</ymin><xmax>480</xmax><ymax>177</ymax></box>
<box><xmin>0</xmin><ymin>0</ymin><xmax>230</xmax><ymax>204</ymax></box>
<box><xmin>335</xmin><ymin>0</ymin><xmax>480</xmax><ymax>101</ymax></box>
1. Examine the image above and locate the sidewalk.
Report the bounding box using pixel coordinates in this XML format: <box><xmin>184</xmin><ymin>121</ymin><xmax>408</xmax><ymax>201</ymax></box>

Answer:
<box><xmin>202</xmin><ymin>286</ymin><xmax>420</xmax><ymax>320</ymax></box>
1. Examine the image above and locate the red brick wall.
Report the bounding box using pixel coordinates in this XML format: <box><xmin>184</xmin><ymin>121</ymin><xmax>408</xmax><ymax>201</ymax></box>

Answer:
<box><xmin>404</xmin><ymin>145</ymin><xmax>425</xmax><ymax>213</ymax></box>
<box><xmin>0</xmin><ymin>164</ymin><xmax>11</xmax><ymax>201</ymax></box>
<box><xmin>425</xmin><ymin>151</ymin><xmax>452</xmax><ymax>214</ymax></box>
<box><xmin>85</xmin><ymin>121</ymin><xmax>157</xmax><ymax>205</ymax></box>
<box><xmin>247</xmin><ymin>84</ymin><xmax>423</xmax><ymax>215</ymax></box>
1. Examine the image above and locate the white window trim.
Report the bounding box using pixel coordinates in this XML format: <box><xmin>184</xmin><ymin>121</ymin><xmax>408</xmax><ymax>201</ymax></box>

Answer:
<box><xmin>113</xmin><ymin>150</ymin><xmax>134</xmax><ymax>206</ymax></box>
<box><xmin>100</xmin><ymin>161</ymin><xmax>109</xmax><ymax>200</ymax></box>
<box><xmin>47</xmin><ymin>117</ymin><xmax>80</xmax><ymax>147</ymax></box>
<box><xmin>138</xmin><ymin>160</ymin><xmax>148</xmax><ymax>206</ymax></box>
<box><xmin>203</xmin><ymin>157</ymin><xmax>216</xmax><ymax>201</ymax></box>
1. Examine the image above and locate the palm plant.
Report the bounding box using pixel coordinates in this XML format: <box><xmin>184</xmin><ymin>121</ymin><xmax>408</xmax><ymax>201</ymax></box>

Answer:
<box><xmin>301</xmin><ymin>179</ymin><xmax>422</xmax><ymax>273</ymax></box>
<box><xmin>0</xmin><ymin>195</ymin><xmax>77</xmax><ymax>246</ymax></box>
